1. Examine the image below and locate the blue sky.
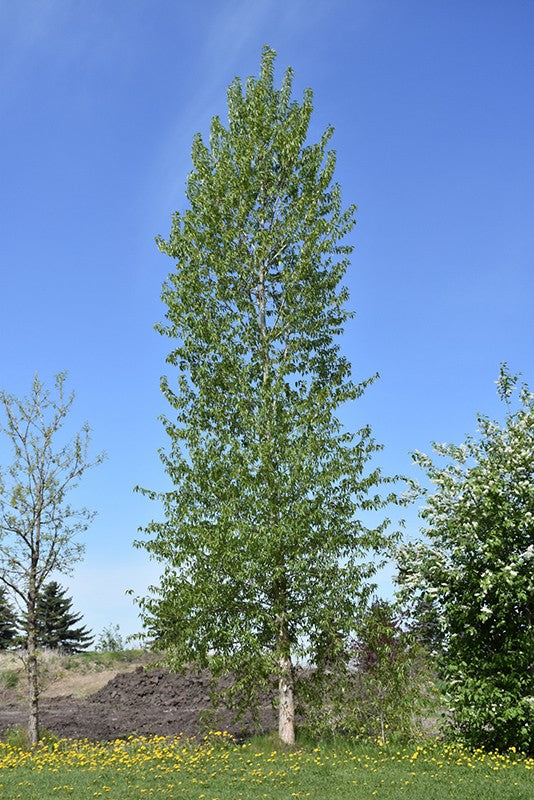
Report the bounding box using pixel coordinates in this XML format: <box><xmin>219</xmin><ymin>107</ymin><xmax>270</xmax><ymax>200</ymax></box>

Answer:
<box><xmin>0</xmin><ymin>0</ymin><xmax>532</xmax><ymax>639</ymax></box>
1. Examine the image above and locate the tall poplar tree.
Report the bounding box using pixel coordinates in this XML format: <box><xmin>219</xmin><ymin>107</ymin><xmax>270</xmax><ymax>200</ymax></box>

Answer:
<box><xmin>136</xmin><ymin>48</ymin><xmax>396</xmax><ymax>744</ymax></box>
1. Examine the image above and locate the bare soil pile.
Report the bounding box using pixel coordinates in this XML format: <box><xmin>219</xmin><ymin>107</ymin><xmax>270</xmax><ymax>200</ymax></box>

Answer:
<box><xmin>0</xmin><ymin>666</ymin><xmax>276</xmax><ymax>741</ymax></box>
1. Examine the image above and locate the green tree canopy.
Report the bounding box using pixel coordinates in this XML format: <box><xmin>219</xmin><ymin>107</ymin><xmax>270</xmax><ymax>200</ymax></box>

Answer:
<box><xmin>0</xmin><ymin>587</ymin><xmax>19</xmax><ymax>650</ymax></box>
<box><xmin>396</xmin><ymin>365</ymin><xmax>534</xmax><ymax>753</ymax></box>
<box><xmin>136</xmin><ymin>47</ymin><xmax>398</xmax><ymax>744</ymax></box>
<box><xmin>32</xmin><ymin>581</ymin><xmax>93</xmax><ymax>653</ymax></box>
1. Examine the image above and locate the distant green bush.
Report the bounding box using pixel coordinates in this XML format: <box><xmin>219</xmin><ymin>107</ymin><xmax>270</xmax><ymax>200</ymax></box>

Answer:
<box><xmin>96</xmin><ymin>624</ymin><xmax>125</xmax><ymax>652</ymax></box>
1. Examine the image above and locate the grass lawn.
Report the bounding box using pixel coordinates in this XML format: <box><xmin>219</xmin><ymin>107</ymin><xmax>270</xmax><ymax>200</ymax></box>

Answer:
<box><xmin>0</xmin><ymin>732</ymin><xmax>532</xmax><ymax>800</ymax></box>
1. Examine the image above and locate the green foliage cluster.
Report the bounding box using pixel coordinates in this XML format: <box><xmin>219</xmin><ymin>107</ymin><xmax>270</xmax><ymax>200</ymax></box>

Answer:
<box><xmin>95</xmin><ymin>624</ymin><xmax>125</xmax><ymax>653</ymax></box>
<box><xmin>298</xmin><ymin>601</ymin><xmax>437</xmax><ymax>743</ymax></box>
<box><xmin>397</xmin><ymin>366</ymin><xmax>534</xmax><ymax>753</ymax></box>
<box><xmin>349</xmin><ymin>602</ymin><xmax>437</xmax><ymax>743</ymax></box>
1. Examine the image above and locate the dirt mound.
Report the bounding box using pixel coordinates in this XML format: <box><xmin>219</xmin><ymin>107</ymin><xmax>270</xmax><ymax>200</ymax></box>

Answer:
<box><xmin>0</xmin><ymin>666</ymin><xmax>276</xmax><ymax>741</ymax></box>
<box><xmin>91</xmin><ymin>666</ymin><xmax>214</xmax><ymax>708</ymax></box>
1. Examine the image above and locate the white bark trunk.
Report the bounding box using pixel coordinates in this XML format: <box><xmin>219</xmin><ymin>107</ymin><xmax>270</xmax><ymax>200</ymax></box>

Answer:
<box><xmin>278</xmin><ymin>654</ymin><xmax>295</xmax><ymax>745</ymax></box>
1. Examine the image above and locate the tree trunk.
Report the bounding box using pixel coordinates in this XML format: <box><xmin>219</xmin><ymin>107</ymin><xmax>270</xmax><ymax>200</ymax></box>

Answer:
<box><xmin>278</xmin><ymin>653</ymin><xmax>295</xmax><ymax>745</ymax></box>
<box><xmin>276</xmin><ymin>610</ymin><xmax>295</xmax><ymax>746</ymax></box>
<box><xmin>26</xmin><ymin>622</ymin><xmax>39</xmax><ymax>746</ymax></box>
<box><xmin>26</xmin><ymin>571</ymin><xmax>40</xmax><ymax>747</ymax></box>
<box><xmin>257</xmin><ymin>252</ymin><xmax>295</xmax><ymax>745</ymax></box>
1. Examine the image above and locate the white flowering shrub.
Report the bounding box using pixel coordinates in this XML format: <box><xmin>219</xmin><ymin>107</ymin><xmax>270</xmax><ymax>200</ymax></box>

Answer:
<box><xmin>397</xmin><ymin>365</ymin><xmax>533</xmax><ymax>753</ymax></box>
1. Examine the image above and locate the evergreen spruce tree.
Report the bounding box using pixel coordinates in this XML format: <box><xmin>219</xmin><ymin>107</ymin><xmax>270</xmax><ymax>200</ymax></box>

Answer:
<box><xmin>34</xmin><ymin>582</ymin><xmax>93</xmax><ymax>653</ymax></box>
<box><xmin>0</xmin><ymin>587</ymin><xmax>19</xmax><ymax>650</ymax></box>
<box><xmin>136</xmin><ymin>47</ymin><xmax>398</xmax><ymax>744</ymax></box>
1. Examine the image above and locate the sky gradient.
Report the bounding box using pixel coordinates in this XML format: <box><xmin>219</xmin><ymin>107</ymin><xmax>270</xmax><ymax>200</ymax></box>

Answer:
<box><xmin>1</xmin><ymin>0</ymin><xmax>532</xmax><ymax>639</ymax></box>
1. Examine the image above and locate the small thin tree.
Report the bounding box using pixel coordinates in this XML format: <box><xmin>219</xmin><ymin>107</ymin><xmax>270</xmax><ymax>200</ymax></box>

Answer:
<box><xmin>0</xmin><ymin>374</ymin><xmax>103</xmax><ymax>744</ymax></box>
<box><xmin>136</xmin><ymin>47</ymin><xmax>398</xmax><ymax>744</ymax></box>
